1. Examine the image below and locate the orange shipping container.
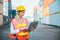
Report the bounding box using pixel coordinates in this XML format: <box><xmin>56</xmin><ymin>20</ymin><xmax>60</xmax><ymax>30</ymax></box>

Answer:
<box><xmin>43</xmin><ymin>0</ymin><xmax>55</xmax><ymax>8</ymax></box>
<box><xmin>43</xmin><ymin>6</ymin><xmax>49</xmax><ymax>17</ymax></box>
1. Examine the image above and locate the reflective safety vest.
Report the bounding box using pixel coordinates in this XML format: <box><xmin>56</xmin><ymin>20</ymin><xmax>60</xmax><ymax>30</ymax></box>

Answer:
<box><xmin>11</xmin><ymin>18</ymin><xmax>28</xmax><ymax>30</ymax></box>
<box><xmin>11</xmin><ymin>18</ymin><xmax>29</xmax><ymax>36</ymax></box>
<box><xmin>17</xmin><ymin>32</ymin><xmax>29</xmax><ymax>36</ymax></box>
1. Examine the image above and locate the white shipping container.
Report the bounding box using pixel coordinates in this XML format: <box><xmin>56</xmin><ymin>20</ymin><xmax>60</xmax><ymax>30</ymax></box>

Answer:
<box><xmin>3</xmin><ymin>2</ymin><xmax>8</xmax><ymax>16</ymax></box>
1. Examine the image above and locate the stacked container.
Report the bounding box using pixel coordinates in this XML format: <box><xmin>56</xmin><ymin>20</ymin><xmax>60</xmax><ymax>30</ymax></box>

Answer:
<box><xmin>0</xmin><ymin>0</ymin><xmax>3</xmax><ymax>25</ymax></box>
<box><xmin>49</xmin><ymin>0</ymin><xmax>60</xmax><ymax>27</ymax></box>
<box><xmin>3</xmin><ymin>0</ymin><xmax>12</xmax><ymax>24</ymax></box>
<box><xmin>41</xmin><ymin>0</ymin><xmax>60</xmax><ymax>27</ymax></box>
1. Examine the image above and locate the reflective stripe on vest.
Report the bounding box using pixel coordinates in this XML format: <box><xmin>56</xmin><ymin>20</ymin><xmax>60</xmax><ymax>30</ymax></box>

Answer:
<box><xmin>15</xmin><ymin>24</ymin><xmax>27</xmax><ymax>29</ymax></box>
<box><xmin>17</xmin><ymin>32</ymin><xmax>28</xmax><ymax>36</ymax></box>
<box><xmin>12</xmin><ymin>18</ymin><xmax>28</xmax><ymax>30</ymax></box>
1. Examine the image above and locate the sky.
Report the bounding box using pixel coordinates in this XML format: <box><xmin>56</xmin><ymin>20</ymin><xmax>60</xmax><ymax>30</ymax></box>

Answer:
<box><xmin>11</xmin><ymin>0</ymin><xmax>40</xmax><ymax>18</ymax></box>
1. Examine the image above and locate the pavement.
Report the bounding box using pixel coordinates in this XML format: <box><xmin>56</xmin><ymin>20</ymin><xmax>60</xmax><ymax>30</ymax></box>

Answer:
<box><xmin>0</xmin><ymin>23</ymin><xmax>60</xmax><ymax>40</ymax></box>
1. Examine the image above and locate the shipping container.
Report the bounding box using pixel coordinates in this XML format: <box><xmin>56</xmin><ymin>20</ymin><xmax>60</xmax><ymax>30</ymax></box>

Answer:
<box><xmin>11</xmin><ymin>10</ymin><xmax>16</xmax><ymax>18</ymax></box>
<box><xmin>0</xmin><ymin>14</ymin><xmax>3</xmax><ymax>25</ymax></box>
<box><xmin>0</xmin><ymin>0</ymin><xmax>3</xmax><ymax>25</ymax></box>
<box><xmin>3</xmin><ymin>0</ymin><xmax>12</xmax><ymax>24</ymax></box>
<box><xmin>49</xmin><ymin>0</ymin><xmax>60</xmax><ymax>27</ymax></box>
<box><xmin>3</xmin><ymin>16</ymin><xmax>9</xmax><ymax>25</ymax></box>
<box><xmin>3</xmin><ymin>2</ymin><xmax>8</xmax><ymax>16</ymax></box>
<box><xmin>8</xmin><ymin>2</ymin><xmax>12</xmax><ymax>18</ymax></box>
<box><xmin>0</xmin><ymin>3</ymin><xmax>3</xmax><ymax>14</ymax></box>
<box><xmin>41</xmin><ymin>0</ymin><xmax>60</xmax><ymax>27</ymax></box>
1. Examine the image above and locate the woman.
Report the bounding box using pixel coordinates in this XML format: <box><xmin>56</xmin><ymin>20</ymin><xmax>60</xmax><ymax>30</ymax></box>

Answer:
<box><xmin>8</xmin><ymin>5</ymin><xmax>30</xmax><ymax>40</ymax></box>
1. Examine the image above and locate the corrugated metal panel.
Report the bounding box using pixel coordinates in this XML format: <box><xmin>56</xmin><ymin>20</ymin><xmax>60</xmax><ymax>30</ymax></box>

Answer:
<box><xmin>49</xmin><ymin>0</ymin><xmax>60</xmax><ymax>14</ymax></box>
<box><xmin>43</xmin><ymin>0</ymin><xmax>55</xmax><ymax>8</ymax></box>
<box><xmin>11</xmin><ymin>10</ymin><xmax>16</xmax><ymax>18</ymax></box>
<box><xmin>0</xmin><ymin>0</ymin><xmax>3</xmax><ymax>25</ymax></box>
<box><xmin>0</xmin><ymin>14</ymin><xmax>3</xmax><ymax>25</ymax></box>
<box><xmin>49</xmin><ymin>0</ymin><xmax>60</xmax><ymax>26</ymax></box>
<box><xmin>8</xmin><ymin>2</ymin><xmax>12</xmax><ymax>18</ymax></box>
<box><xmin>3</xmin><ymin>16</ymin><xmax>9</xmax><ymax>24</ymax></box>
<box><xmin>8</xmin><ymin>2</ymin><xmax>12</xmax><ymax>10</ymax></box>
<box><xmin>3</xmin><ymin>2</ymin><xmax>8</xmax><ymax>16</ymax></box>
<box><xmin>8</xmin><ymin>9</ymin><xmax>12</xmax><ymax>18</ymax></box>
<box><xmin>49</xmin><ymin>13</ymin><xmax>60</xmax><ymax>26</ymax></box>
<box><xmin>42</xmin><ymin>16</ymin><xmax>49</xmax><ymax>24</ymax></box>
<box><xmin>3</xmin><ymin>0</ymin><xmax>12</xmax><ymax>24</ymax></box>
<box><xmin>42</xmin><ymin>0</ymin><xmax>60</xmax><ymax>27</ymax></box>
<box><xmin>43</xmin><ymin>6</ymin><xmax>49</xmax><ymax>16</ymax></box>
<box><xmin>0</xmin><ymin>3</ymin><xmax>3</xmax><ymax>14</ymax></box>
<box><xmin>3</xmin><ymin>2</ymin><xmax>12</xmax><ymax>16</ymax></box>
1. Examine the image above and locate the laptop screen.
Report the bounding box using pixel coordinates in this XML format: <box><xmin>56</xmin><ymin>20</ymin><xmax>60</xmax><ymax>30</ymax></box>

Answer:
<box><xmin>28</xmin><ymin>21</ymin><xmax>38</xmax><ymax>32</ymax></box>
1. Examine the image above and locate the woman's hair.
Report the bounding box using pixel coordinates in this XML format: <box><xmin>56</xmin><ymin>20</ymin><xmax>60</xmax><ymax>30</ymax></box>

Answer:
<box><xmin>17</xmin><ymin>10</ymin><xmax>25</xmax><ymax>13</ymax></box>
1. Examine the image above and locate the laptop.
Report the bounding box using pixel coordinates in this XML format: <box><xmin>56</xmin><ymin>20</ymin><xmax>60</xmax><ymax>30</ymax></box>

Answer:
<box><xmin>28</xmin><ymin>21</ymin><xmax>38</xmax><ymax>32</ymax></box>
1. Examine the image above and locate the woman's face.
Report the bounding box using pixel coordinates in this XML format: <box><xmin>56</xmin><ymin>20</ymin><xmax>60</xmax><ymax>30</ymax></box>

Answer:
<box><xmin>18</xmin><ymin>11</ymin><xmax>25</xmax><ymax>17</ymax></box>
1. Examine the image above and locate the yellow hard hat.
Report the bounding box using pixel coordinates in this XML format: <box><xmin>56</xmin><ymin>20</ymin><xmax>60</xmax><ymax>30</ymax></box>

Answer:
<box><xmin>16</xmin><ymin>5</ymin><xmax>25</xmax><ymax>11</ymax></box>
